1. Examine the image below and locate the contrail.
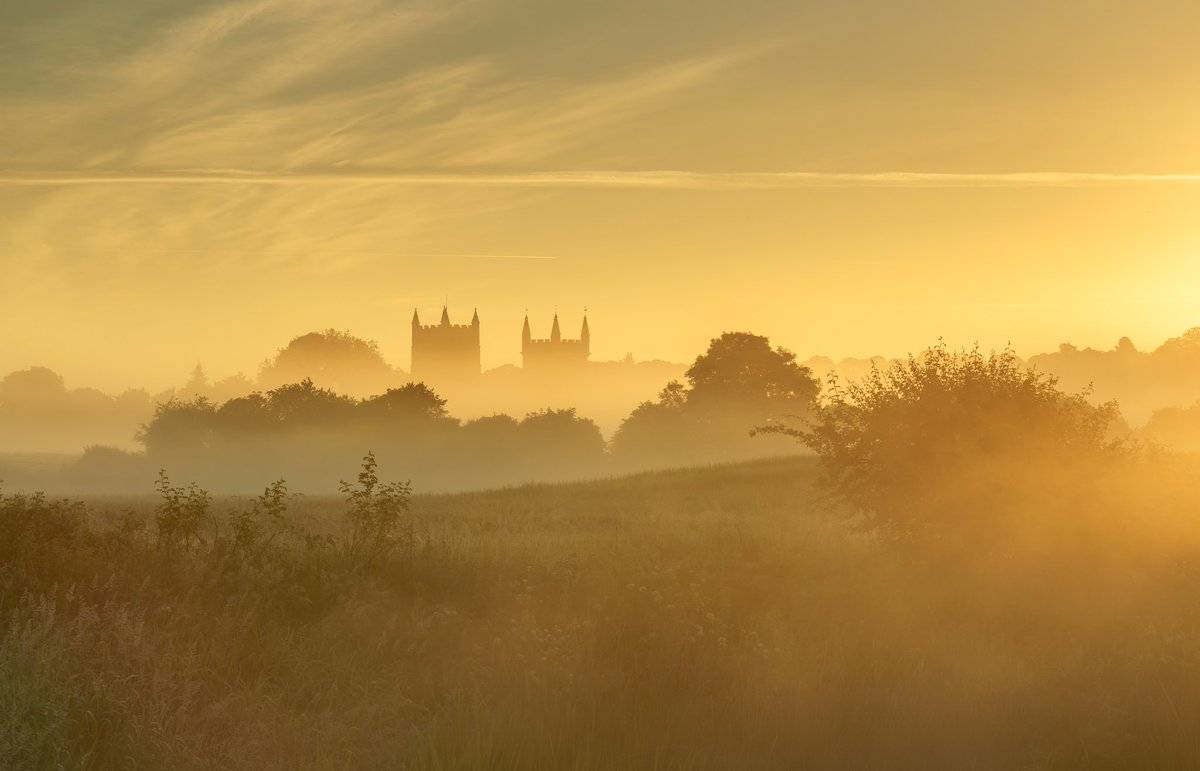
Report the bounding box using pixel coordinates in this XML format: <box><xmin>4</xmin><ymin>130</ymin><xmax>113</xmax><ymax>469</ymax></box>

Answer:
<box><xmin>392</xmin><ymin>253</ymin><xmax>556</xmax><ymax>260</ymax></box>
<box><xmin>5</xmin><ymin>169</ymin><xmax>1200</xmax><ymax>189</ymax></box>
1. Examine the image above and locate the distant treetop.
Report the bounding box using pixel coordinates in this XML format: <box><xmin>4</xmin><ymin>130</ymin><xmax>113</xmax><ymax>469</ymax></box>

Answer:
<box><xmin>258</xmin><ymin>329</ymin><xmax>400</xmax><ymax>395</ymax></box>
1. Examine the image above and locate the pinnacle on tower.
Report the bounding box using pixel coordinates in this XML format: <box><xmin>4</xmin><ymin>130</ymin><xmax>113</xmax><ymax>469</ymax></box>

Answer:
<box><xmin>580</xmin><ymin>312</ymin><xmax>590</xmax><ymax>355</ymax></box>
<box><xmin>412</xmin><ymin>308</ymin><xmax>420</xmax><ymax>327</ymax></box>
<box><xmin>550</xmin><ymin>313</ymin><xmax>562</xmax><ymax>343</ymax></box>
<box><xmin>440</xmin><ymin>306</ymin><xmax>451</xmax><ymax>326</ymax></box>
<box><xmin>471</xmin><ymin>307</ymin><xmax>480</xmax><ymax>326</ymax></box>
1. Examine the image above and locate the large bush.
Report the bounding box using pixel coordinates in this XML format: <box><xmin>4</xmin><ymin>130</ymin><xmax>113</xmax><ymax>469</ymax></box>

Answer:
<box><xmin>773</xmin><ymin>344</ymin><xmax>1128</xmax><ymax>532</ymax></box>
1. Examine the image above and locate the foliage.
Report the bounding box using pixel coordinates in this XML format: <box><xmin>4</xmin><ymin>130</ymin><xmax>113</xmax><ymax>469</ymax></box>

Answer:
<box><xmin>0</xmin><ymin>489</ymin><xmax>88</xmax><ymax>605</ymax></box>
<box><xmin>359</xmin><ymin>383</ymin><xmax>449</xmax><ymax>422</ymax></box>
<box><xmin>6</xmin><ymin>457</ymin><xmax>1200</xmax><ymax>768</ymax></box>
<box><xmin>0</xmin><ymin>367</ymin><xmax>154</xmax><ymax>456</ymax></box>
<box><xmin>215</xmin><ymin>392</ymin><xmax>275</xmax><ymax>433</ymax></box>
<box><xmin>1028</xmin><ymin>326</ymin><xmax>1200</xmax><ymax>424</ymax></box>
<box><xmin>152</xmin><ymin>469</ymin><xmax>213</xmax><ymax>552</ymax></box>
<box><xmin>258</xmin><ymin>329</ymin><xmax>398</xmax><ymax>394</ymax></box>
<box><xmin>1141</xmin><ymin>401</ymin><xmax>1200</xmax><ymax>452</ymax></box>
<box><xmin>460</xmin><ymin>413</ymin><xmax>520</xmax><ymax>440</ymax></box>
<box><xmin>258</xmin><ymin>378</ymin><xmax>358</xmax><ymax>427</ymax></box>
<box><xmin>226</xmin><ymin>479</ymin><xmax>290</xmax><ymax>568</ymax></box>
<box><xmin>684</xmin><ymin>331</ymin><xmax>820</xmax><ymax>414</ymax></box>
<box><xmin>133</xmin><ymin>379</ymin><xmax>613</xmax><ymax>491</ymax></box>
<box><xmin>339</xmin><ymin>452</ymin><xmax>412</xmax><ymax>569</ymax></box>
<box><xmin>610</xmin><ymin>382</ymin><xmax>701</xmax><ymax>464</ymax></box>
<box><xmin>137</xmin><ymin>397</ymin><xmax>218</xmax><ymax>457</ymax></box>
<box><xmin>0</xmin><ymin>367</ymin><xmax>67</xmax><ymax>407</ymax></box>
<box><xmin>613</xmin><ymin>332</ymin><xmax>818</xmax><ymax>466</ymax></box>
<box><xmin>770</xmin><ymin>342</ymin><xmax>1127</xmax><ymax>530</ymax></box>
<box><xmin>518</xmin><ymin>408</ymin><xmax>606</xmax><ymax>468</ymax></box>
<box><xmin>221</xmin><ymin>478</ymin><xmax>346</xmax><ymax>619</ymax></box>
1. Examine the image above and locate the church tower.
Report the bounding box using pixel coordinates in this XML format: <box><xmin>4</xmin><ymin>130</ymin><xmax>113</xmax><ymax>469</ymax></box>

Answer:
<box><xmin>411</xmin><ymin>306</ymin><xmax>481</xmax><ymax>382</ymax></box>
<box><xmin>522</xmin><ymin>311</ymin><xmax>590</xmax><ymax>372</ymax></box>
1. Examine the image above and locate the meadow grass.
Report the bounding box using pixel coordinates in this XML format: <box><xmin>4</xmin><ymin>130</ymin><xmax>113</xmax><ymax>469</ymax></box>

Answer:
<box><xmin>4</xmin><ymin>455</ymin><xmax>1200</xmax><ymax>768</ymax></box>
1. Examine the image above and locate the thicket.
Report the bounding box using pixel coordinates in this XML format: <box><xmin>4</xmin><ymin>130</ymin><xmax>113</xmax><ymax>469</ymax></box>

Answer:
<box><xmin>764</xmin><ymin>343</ymin><xmax>1134</xmax><ymax>539</ymax></box>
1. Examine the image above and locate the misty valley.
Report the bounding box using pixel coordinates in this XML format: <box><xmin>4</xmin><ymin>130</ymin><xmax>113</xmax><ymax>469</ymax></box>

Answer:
<box><xmin>7</xmin><ymin>0</ymin><xmax>1200</xmax><ymax>765</ymax></box>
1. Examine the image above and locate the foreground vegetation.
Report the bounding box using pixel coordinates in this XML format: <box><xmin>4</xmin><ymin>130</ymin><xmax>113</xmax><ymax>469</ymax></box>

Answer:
<box><xmin>3</xmin><ymin>451</ymin><xmax>1200</xmax><ymax>769</ymax></box>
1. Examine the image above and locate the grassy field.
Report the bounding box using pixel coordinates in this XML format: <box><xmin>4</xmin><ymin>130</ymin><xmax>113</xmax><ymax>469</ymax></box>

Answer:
<box><xmin>4</xmin><ymin>455</ymin><xmax>1200</xmax><ymax>768</ymax></box>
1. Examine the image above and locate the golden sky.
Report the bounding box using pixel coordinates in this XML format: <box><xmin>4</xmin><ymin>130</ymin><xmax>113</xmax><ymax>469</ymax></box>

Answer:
<box><xmin>3</xmin><ymin>0</ymin><xmax>1200</xmax><ymax>391</ymax></box>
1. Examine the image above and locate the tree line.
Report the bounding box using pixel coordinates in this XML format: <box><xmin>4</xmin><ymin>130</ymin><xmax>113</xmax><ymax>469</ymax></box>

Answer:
<box><xmin>42</xmin><ymin>332</ymin><xmax>816</xmax><ymax>493</ymax></box>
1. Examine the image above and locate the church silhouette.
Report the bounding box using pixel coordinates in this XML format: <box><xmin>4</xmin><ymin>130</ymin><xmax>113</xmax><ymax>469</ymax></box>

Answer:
<box><xmin>411</xmin><ymin>308</ymin><xmax>589</xmax><ymax>381</ymax></box>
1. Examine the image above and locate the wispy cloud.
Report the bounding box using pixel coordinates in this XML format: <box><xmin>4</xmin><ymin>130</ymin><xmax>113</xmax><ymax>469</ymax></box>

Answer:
<box><xmin>5</xmin><ymin>169</ymin><xmax>1200</xmax><ymax>189</ymax></box>
<box><xmin>2</xmin><ymin>0</ymin><xmax>755</xmax><ymax>175</ymax></box>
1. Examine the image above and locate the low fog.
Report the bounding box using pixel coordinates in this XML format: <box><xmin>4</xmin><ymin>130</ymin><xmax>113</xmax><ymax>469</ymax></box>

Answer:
<box><xmin>7</xmin><ymin>325</ymin><xmax>1200</xmax><ymax>494</ymax></box>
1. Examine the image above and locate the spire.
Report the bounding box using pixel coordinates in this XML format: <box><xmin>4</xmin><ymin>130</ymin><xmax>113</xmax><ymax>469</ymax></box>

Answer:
<box><xmin>411</xmin><ymin>308</ymin><xmax>420</xmax><ymax>327</ymax></box>
<box><xmin>580</xmin><ymin>311</ymin><xmax>590</xmax><ymax>355</ymax></box>
<box><xmin>550</xmin><ymin>312</ymin><xmax>561</xmax><ymax>343</ymax></box>
<box><xmin>471</xmin><ymin>307</ymin><xmax>480</xmax><ymax>326</ymax></box>
<box><xmin>522</xmin><ymin>312</ymin><xmax>532</xmax><ymax>349</ymax></box>
<box><xmin>440</xmin><ymin>305</ymin><xmax>451</xmax><ymax>326</ymax></box>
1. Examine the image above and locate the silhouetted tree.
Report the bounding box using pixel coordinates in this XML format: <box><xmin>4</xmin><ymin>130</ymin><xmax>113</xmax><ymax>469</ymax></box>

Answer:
<box><xmin>258</xmin><ymin>329</ymin><xmax>399</xmax><ymax>395</ymax></box>
<box><xmin>1028</xmin><ymin>327</ymin><xmax>1200</xmax><ymax>424</ymax></box>
<box><xmin>0</xmin><ymin>367</ymin><xmax>67</xmax><ymax>410</ymax></box>
<box><xmin>182</xmin><ymin>363</ymin><xmax>210</xmax><ymax>398</ymax></box>
<box><xmin>613</xmin><ymin>332</ymin><xmax>819</xmax><ymax>467</ymax></box>
<box><xmin>137</xmin><ymin>398</ymin><xmax>218</xmax><ymax>458</ymax></box>
<box><xmin>262</xmin><ymin>379</ymin><xmax>357</xmax><ymax>429</ymax></box>
<box><xmin>1142</xmin><ymin>401</ymin><xmax>1200</xmax><ymax>452</ymax></box>
<box><xmin>358</xmin><ymin>383</ymin><xmax>449</xmax><ymax>423</ymax></box>
<box><xmin>685</xmin><ymin>332</ymin><xmax>819</xmax><ymax>416</ymax></box>
<box><xmin>216</xmin><ymin>393</ymin><xmax>275</xmax><ymax>434</ymax></box>
<box><xmin>0</xmin><ymin>367</ymin><xmax>154</xmax><ymax>454</ymax></box>
<box><xmin>519</xmin><ymin>408</ymin><xmax>606</xmax><ymax>478</ymax></box>
<box><xmin>610</xmin><ymin>382</ymin><xmax>704</xmax><ymax>466</ymax></box>
<box><xmin>65</xmin><ymin>445</ymin><xmax>151</xmax><ymax>492</ymax></box>
<box><xmin>451</xmin><ymin>414</ymin><xmax>524</xmax><ymax>485</ymax></box>
<box><xmin>461</xmin><ymin>413</ymin><xmax>520</xmax><ymax>442</ymax></box>
<box><xmin>766</xmin><ymin>343</ymin><xmax>1128</xmax><ymax>533</ymax></box>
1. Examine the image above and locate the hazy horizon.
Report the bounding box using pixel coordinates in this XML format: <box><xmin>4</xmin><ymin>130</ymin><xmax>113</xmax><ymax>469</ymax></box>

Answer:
<box><xmin>2</xmin><ymin>314</ymin><xmax>1194</xmax><ymax>396</ymax></box>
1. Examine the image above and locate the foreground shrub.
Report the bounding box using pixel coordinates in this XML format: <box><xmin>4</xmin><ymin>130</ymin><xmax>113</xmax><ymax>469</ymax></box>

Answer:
<box><xmin>153</xmin><ymin>470</ymin><xmax>213</xmax><ymax>553</ymax></box>
<box><xmin>0</xmin><ymin>490</ymin><xmax>88</xmax><ymax>607</ymax></box>
<box><xmin>340</xmin><ymin>452</ymin><xmax>412</xmax><ymax>570</ymax></box>
<box><xmin>765</xmin><ymin>343</ymin><xmax>1130</xmax><ymax>534</ymax></box>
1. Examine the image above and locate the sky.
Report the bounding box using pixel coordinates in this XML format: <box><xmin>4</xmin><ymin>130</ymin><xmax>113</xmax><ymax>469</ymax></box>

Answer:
<box><xmin>3</xmin><ymin>0</ymin><xmax>1200</xmax><ymax>392</ymax></box>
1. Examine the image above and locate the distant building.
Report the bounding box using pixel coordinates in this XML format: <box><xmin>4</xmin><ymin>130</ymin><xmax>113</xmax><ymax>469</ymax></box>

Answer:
<box><xmin>411</xmin><ymin>307</ymin><xmax>481</xmax><ymax>381</ymax></box>
<box><xmin>410</xmin><ymin>308</ymin><xmax>592</xmax><ymax>381</ymax></box>
<box><xmin>522</xmin><ymin>313</ymin><xmax>590</xmax><ymax>372</ymax></box>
